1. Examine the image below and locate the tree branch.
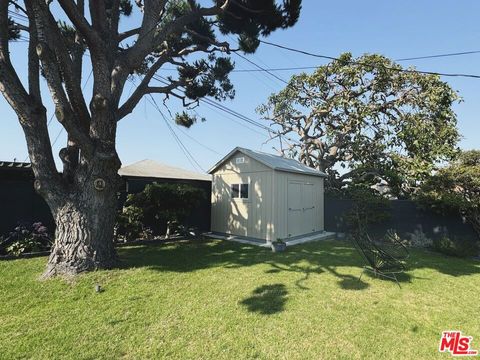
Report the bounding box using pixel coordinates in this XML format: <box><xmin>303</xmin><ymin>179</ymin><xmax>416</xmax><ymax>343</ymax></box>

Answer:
<box><xmin>117</xmin><ymin>51</ymin><xmax>183</xmax><ymax>120</ymax></box>
<box><xmin>123</xmin><ymin>1</ymin><xmax>227</xmax><ymax>71</ymax></box>
<box><xmin>33</xmin><ymin>0</ymin><xmax>91</xmax><ymax>127</ymax></box>
<box><xmin>0</xmin><ymin>1</ymin><xmax>61</xmax><ymax>193</ymax></box>
<box><xmin>35</xmin><ymin>42</ymin><xmax>93</xmax><ymax>153</ymax></box>
<box><xmin>58</xmin><ymin>0</ymin><xmax>104</xmax><ymax>54</ymax></box>
<box><xmin>117</xmin><ymin>26</ymin><xmax>140</xmax><ymax>42</ymax></box>
<box><xmin>25</xmin><ymin>1</ymin><xmax>40</xmax><ymax>101</ymax></box>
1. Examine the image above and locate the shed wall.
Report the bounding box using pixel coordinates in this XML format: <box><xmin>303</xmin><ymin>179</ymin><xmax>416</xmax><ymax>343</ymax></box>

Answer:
<box><xmin>211</xmin><ymin>152</ymin><xmax>274</xmax><ymax>240</ymax></box>
<box><xmin>273</xmin><ymin>171</ymin><xmax>324</xmax><ymax>239</ymax></box>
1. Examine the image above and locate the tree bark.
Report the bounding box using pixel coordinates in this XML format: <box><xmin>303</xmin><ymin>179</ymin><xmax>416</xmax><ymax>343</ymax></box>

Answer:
<box><xmin>42</xmin><ymin>158</ymin><xmax>120</xmax><ymax>278</ymax></box>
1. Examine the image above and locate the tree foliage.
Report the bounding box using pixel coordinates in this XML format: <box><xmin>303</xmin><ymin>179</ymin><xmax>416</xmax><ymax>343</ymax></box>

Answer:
<box><xmin>127</xmin><ymin>182</ymin><xmax>206</xmax><ymax>228</ymax></box>
<box><xmin>418</xmin><ymin>150</ymin><xmax>480</xmax><ymax>240</ymax></box>
<box><xmin>258</xmin><ymin>53</ymin><xmax>460</xmax><ymax>196</ymax></box>
<box><xmin>327</xmin><ymin>185</ymin><xmax>391</xmax><ymax>234</ymax></box>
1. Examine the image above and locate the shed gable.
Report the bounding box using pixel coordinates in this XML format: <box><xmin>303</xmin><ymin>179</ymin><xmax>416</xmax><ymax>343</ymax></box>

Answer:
<box><xmin>212</xmin><ymin>150</ymin><xmax>271</xmax><ymax>175</ymax></box>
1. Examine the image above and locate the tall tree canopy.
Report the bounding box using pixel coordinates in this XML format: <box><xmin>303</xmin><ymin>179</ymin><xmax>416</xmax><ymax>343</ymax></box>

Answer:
<box><xmin>0</xmin><ymin>0</ymin><xmax>302</xmax><ymax>277</ymax></box>
<box><xmin>258</xmin><ymin>53</ymin><xmax>460</xmax><ymax>196</ymax></box>
<box><xmin>418</xmin><ymin>150</ymin><xmax>480</xmax><ymax>240</ymax></box>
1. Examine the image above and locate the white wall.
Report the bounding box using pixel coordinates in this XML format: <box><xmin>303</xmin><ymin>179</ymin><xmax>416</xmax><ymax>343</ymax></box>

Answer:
<box><xmin>273</xmin><ymin>171</ymin><xmax>324</xmax><ymax>239</ymax></box>
<box><xmin>211</xmin><ymin>152</ymin><xmax>274</xmax><ymax>240</ymax></box>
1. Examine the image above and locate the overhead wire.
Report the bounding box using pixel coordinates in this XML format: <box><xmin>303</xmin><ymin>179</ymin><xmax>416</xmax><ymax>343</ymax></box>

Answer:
<box><xmin>258</xmin><ymin>39</ymin><xmax>480</xmax><ymax>79</ymax></box>
<box><xmin>146</xmin><ymin>93</ymin><xmax>205</xmax><ymax>172</ymax></box>
<box><xmin>152</xmin><ymin>74</ymin><xmax>299</xmax><ymax>145</ymax></box>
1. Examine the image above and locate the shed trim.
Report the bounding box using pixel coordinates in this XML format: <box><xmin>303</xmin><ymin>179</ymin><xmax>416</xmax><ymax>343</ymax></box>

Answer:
<box><xmin>208</xmin><ymin>147</ymin><xmax>327</xmax><ymax>178</ymax></box>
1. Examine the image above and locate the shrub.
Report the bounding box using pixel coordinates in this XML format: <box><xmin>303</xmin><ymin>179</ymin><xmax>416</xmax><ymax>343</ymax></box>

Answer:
<box><xmin>329</xmin><ymin>186</ymin><xmax>391</xmax><ymax>234</ymax></box>
<box><xmin>126</xmin><ymin>183</ymin><xmax>206</xmax><ymax>237</ymax></box>
<box><xmin>432</xmin><ymin>235</ymin><xmax>479</xmax><ymax>258</ymax></box>
<box><xmin>417</xmin><ymin>150</ymin><xmax>480</xmax><ymax>241</ymax></box>
<box><xmin>406</xmin><ymin>228</ymin><xmax>433</xmax><ymax>248</ymax></box>
<box><xmin>114</xmin><ymin>205</ymin><xmax>152</xmax><ymax>242</ymax></box>
<box><xmin>0</xmin><ymin>222</ymin><xmax>52</xmax><ymax>256</ymax></box>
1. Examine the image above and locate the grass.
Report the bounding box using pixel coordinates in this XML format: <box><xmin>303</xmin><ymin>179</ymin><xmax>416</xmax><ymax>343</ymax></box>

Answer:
<box><xmin>0</xmin><ymin>239</ymin><xmax>479</xmax><ymax>359</ymax></box>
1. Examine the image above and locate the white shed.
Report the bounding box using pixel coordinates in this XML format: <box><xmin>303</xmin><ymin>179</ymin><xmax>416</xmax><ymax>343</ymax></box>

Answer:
<box><xmin>209</xmin><ymin>147</ymin><xmax>327</xmax><ymax>243</ymax></box>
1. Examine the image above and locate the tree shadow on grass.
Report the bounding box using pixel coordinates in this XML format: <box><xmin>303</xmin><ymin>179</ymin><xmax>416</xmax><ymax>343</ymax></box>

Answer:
<box><xmin>324</xmin><ymin>266</ymin><xmax>370</xmax><ymax>290</ymax></box>
<box><xmin>240</xmin><ymin>284</ymin><xmax>288</xmax><ymax>315</ymax></box>
<box><xmin>263</xmin><ymin>261</ymin><xmax>325</xmax><ymax>290</ymax></box>
<box><xmin>117</xmin><ymin>238</ymin><xmax>480</xmax><ymax>290</ymax></box>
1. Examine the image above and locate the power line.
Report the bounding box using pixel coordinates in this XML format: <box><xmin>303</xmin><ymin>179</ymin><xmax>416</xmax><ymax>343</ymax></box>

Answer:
<box><xmin>146</xmin><ymin>93</ymin><xmax>205</xmax><ymax>172</ymax></box>
<box><xmin>259</xmin><ymin>39</ymin><xmax>480</xmax><ymax>79</ymax></box>
<box><xmin>152</xmin><ymin>75</ymin><xmax>270</xmax><ymax>133</ymax></box>
<box><xmin>198</xmin><ymin>99</ymin><xmax>268</xmax><ymax>136</ymax></box>
<box><xmin>396</xmin><ymin>50</ymin><xmax>480</xmax><ymax>62</ymax></box>
<box><xmin>8</xmin><ymin>9</ymin><xmax>28</xmax><ymax>20</ymax></box>
<box><xmin>233</xmin><ymin>52</ymin><xmax>288</xmax><ymax>84</ymax></box>
<box><xmin>158</xmin><ymin>66</ymin><xmax>320</xmax><ymax>73</ymax></box>
<box><xmin>152</xmin><ymin>74</ymin><xmax>299</xmax><ymax>144</ymax></box>
<box><xmin>127</xmin><ymin>77</ymin><xmax>206</xmax><ymax>171</ymax></box>
<box><xmin>232</xmin><ymin>66</ymin><xmax>318</xmax><ymax>72</ymax></box>
<box><xmin>172</xmin><ymin>122</ymin><xmax>223</xmax><ymax>156</ymax></box>
<box><xmin>153</xmin><ymin>75</ymin><xmax>271</xmax><ymax>131</ymax></box>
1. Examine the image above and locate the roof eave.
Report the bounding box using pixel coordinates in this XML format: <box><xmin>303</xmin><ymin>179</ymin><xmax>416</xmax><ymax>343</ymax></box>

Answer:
<box><xmin>275</xmin><ymin>167</ymin><xmax>328</xmax><ymax>178</ymax></box>
<box><xmin>120</xmin><ymin>173</ymin><xmax>211</xmax><ymax>181</ymax></box>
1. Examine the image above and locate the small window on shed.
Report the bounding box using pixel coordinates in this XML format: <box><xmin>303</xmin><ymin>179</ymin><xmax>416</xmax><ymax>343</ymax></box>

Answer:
<box><xmin>235</xmin><ymin>157</ymin><xmax>245</xmax><ymax>164</ymax></box>
<box><xmin>231</xmin><ymin>183</ymin><xmax>249</xmax><ymax>199</ymax></box>
<box><xmin>240</xmin><ymin>184</ymin><xmax>249</xmax><ymax>199</ymax></box>
<box><xmin>231</xmin><ymin>184</ymin><xmax>239</xmax><ymax>198</ymax></box>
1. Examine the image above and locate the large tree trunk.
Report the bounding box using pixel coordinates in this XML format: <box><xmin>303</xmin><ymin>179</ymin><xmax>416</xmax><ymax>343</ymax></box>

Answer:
<box><xmin>42</xmin><ymin>158</ymin><xmax>120</xmax><ymax>278</ymax></box>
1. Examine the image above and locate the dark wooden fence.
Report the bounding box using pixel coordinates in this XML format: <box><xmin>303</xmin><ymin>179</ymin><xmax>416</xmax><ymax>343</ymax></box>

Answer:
<box><xmin>0</xmin><ymin>168</ymin><xmax>212</xmax><ymax>237</ymax></box>
<box><xmin>0</xmin><ymin>165</ymin><xmax>54</xmax><ymax>236</ymax></box>
<box><xmin>324</xmin><ymin>196</ymin><xmax>477</xmax><ymax>240</ymax></box>
<box><xmin>2</xmin><ymin>166</ymin><xmax>475</xmax><ymax>242</ymax></box>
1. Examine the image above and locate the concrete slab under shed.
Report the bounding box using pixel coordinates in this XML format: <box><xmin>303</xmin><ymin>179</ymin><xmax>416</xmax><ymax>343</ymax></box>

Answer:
<box><xmin>206</xmin><ymin>231</ymin><xmax>336</xmax><ymax>248</ymax></box>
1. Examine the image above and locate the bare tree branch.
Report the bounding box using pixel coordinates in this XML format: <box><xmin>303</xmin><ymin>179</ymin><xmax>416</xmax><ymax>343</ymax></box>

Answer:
<box><xmin>117</xmin><ymin>26</ymin><xmax>140</xmax><ymax>42</ymax></box>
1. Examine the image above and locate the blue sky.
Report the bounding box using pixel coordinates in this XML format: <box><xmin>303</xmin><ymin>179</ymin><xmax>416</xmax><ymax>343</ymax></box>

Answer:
<box><xmin>1</xmin><ymin>1</ymin><xmax>479</xmax><ymax>173</ymax></box>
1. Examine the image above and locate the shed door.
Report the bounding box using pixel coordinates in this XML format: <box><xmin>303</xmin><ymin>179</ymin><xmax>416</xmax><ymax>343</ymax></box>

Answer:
<box><xmin>287</xmin><ymin>181</ymin><xmax>303</xmax><ymax>237</ymax></box>
<box><xmin>287</xmin><ymin>181</ymin><xmax>316</xmax><ymax>237</ymax></box>
<box><xmin>302</xmin><ymin>183</ymin><xmax>316</xmax><ymax>233</ymax></box>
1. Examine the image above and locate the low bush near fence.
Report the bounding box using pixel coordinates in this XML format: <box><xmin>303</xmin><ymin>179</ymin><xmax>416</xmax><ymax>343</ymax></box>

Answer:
<box><xmin>432</xmin><ymin>235</ymin><xmax>479</xmax><ymax>258</ymax></box>
<box><xmin>0</xmin><ymin>222</ymin><xmax>52</xmax><ymax>256</ymax></box>
<box><xmin>115</xmin><ymin>182</ymin><xmax>206</xmax><ymax>241</ymax></box>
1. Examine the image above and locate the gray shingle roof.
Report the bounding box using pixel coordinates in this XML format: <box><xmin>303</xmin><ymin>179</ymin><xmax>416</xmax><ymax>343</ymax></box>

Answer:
<box><xmin>208</xmin><ymin>147</ymin><xmax>327</xmax><ymax>177</ymax></box>
<box><xmin>119</xmin><ymin>159</ymin><xmax>211</xmax><ymax>181</ymax></box>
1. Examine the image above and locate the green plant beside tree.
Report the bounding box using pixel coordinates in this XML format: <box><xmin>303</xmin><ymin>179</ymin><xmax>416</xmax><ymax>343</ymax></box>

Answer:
<box><xmin>118</xmin><ymin>182</ymin><xmax>206</xmax><ymax>240</ymax></box>
<box><xmin>417</xmin><ymin>150</ymin><xmax>480</xmax><ymax>257</ymax></box>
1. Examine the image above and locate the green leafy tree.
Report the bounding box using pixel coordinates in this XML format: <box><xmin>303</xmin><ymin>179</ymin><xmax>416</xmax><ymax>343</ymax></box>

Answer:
<box><xmin>327</xmin><ymin>186</ymin><xmax>391</xmax><ymax>235</ymax></box>
<box><xmin>0</xmin><ymin>0</ymin><xmax>301</xmax><ymax>277</ymax></box>
<box><xmin>127</xmin><ymin>182</ymin><xmax>206</xmax><ymax>236</ymax></box>
<box><xmin>418</xmin><ymin>150</ymin><xmax>480</xmax><ymax>240</ymax></box>
<box><xmin>258</xmin><ymin>53</ymin><xmax>460</xmax><ymax>197</ymax></box>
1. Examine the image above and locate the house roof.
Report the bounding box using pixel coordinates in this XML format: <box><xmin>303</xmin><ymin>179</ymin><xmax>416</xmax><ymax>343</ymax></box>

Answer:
<box><xmin>208</xmin><ymin>147</ymin><xmax>327</xmax><ymax>178</ymax></box>
<box><xmin>0</xmin><ymin>161</ymin><xmax>32</xmax><ymax>170</ymax></box>
<box><xmin>118</xmin><ymin>159</ymin><xmax>211</xmax><ymax>181</ymax></box>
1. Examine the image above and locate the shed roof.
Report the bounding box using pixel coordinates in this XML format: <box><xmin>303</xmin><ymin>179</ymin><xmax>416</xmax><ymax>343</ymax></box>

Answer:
<box><xmin>208</xmin><ymin>147</ymin><xmax>327</xmax><ymax>177</ymax></box>
<box><xmin>119</xmin><ymin>159</ymin><xmax>211</xmax><ymax>181</ymax></box>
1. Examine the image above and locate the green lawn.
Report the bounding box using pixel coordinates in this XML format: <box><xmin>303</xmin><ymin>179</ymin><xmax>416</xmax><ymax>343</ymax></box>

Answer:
<box><xmin>0</xmin><ymin>239</ymin><xmax>479</xmax><ymax>359</ymax></box>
